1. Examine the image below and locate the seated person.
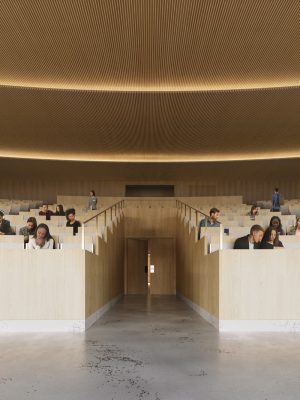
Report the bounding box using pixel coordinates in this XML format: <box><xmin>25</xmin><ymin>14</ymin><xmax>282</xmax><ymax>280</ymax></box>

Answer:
<box><xmin>247</xmin><ymin>205</ymin><xmax>259</xmax><ymax>219</ymax></box>
<box><xmin>288</xmin><ymin>217</ymin><xmax>300</xmax><ymax>236</ymax></box>
<box><xmin>39</xmin><ymin>204</ymin><xmax>54</xmax><ymax>220</ymax></box>
<box><xmin>19</xmin><ymin>217</ymin><xmax>37</xmax><ymax>243</ymax></box>
<box><xmin>234</xmin><ymin>225</ymin><xmax>264</xmax><ymax>249</ymax></box>
<box><xmin>260</xmin><ymin>227</ymin><xmax>284</xmax><ymax>249</ymax></box>
<box><xmin>0</xmin><ymin>210</ymin><xmax>14</xmax><ymax>235</ymax></box>
<box><xmin>27</xmin><ymin>223</ymin><xmax>55</xmax><ymax>249</ymax></box>
<box><xmin>198</xmin><ymin>207</ymin><xmax>220</xmax><ymax>238</ymax></box>
<box><xmin>54</xmin><ymin>204</ymin><xmax>65</xmax><ymax>216</ymax></box>
<box><xmin>269</xmin><ymin>216</ymin><xmax>285</xmax><ymax>235</ymax></box>
<box><xmin>66</xmin><ymin>208</ymin><xmax>81</xmax><ymax>235</ymax></box>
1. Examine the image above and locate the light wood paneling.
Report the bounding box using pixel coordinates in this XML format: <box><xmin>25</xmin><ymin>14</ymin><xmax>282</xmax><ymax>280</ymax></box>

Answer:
<box><xmin>126</xmin><ymin>239</ymin><xmax>148</xmax><ymax>295</ymax></box>
<box><xmin>176</xmin><ymin>216</ymin><xmax>219</xmax><ymax>317</ymax></box>
<box><xmin>0</xmin><ymin>249</ymin><xmax>85</xmax><ymax>319</ymax></box>
<box><xmin>219</xmin><ymin>250</ymin><xmax>300</xmax><ymax>320</ymax></box>
<box><xmin>2</xmin><ymin>157</ymin><xmax>300</xmax><ymax>204</ymax></box>
<box><xmin>125</xmin><ymin>206</ymin><xmax>177</xmax><ymax>238</ymax></box>
<box><xmin>149</xmin><ymin>238</ymin><xmax>176</xmax><ymax>295</ymax></box>
<box><xmin>85</xmin><ymin>216</ymin><xmax>125</xmax><ymax>318</ymax></box>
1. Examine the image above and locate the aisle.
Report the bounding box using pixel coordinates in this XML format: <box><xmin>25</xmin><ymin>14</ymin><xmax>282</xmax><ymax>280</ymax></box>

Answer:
<box><xmin>0</xmin><ymin>295</ymin><xmax>299</xmax><ymax>400</ymax></box>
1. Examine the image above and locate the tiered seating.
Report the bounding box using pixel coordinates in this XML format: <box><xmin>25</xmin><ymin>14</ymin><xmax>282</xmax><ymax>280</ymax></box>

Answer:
<box><xmin>0</xmin><ymin>199</ymin><xmax>43</xmax><ymax>215</ymax></box>
<box><xmin>177</xmin><ymin>198</ymin><xmax>300</xmax><ymax>253</ymax></box>
<box><xmin>1</xmin><ymin>199</ymin><xmax>121</xmax><ymax>253</ymax></box>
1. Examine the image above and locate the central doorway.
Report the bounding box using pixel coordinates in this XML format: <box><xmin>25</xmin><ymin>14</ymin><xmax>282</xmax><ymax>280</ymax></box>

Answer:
<box><xmin>126</xmin><ymin>238</ymin><xmax>175</xmax><ymax>295</ymax></box>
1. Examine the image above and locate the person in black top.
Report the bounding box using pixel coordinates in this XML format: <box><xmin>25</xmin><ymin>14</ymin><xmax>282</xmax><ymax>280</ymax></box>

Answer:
<box><xmin>66</xmin><ymin>208</ymin><xmax>81</xmax><ymax>235</ymax></box>
<box><xmin>55</xmin><ymin>204</ymin><xmax>65</xmax><ymax>216</ymax></box>
<box><xmin>269</xmin><ymin>216</ymin><xmax>285</xmax><ymax>236</ymax></box>
<box><xmin>39</xmin><ymin>204</ymin><xmax>54</xmax><ymax>220</ymax></box>
<box><xmin>0</xmin><ymin>210</ymin><xmax>13</xmax><ymax>235</ymax></box>
<box><xmin>234</xmin><ymin>225</ymin><xmax>264</xmax><ymax>249</ymax></box>
<box><xmin>260</xmin><ymin>227</ymin><xmax>284</xmax><ymax>249</ymax></box>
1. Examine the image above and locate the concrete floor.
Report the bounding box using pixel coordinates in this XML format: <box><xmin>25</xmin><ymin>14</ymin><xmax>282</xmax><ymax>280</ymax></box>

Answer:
<box><xmin>0</xmin><ymin>295</ymin><xmax>300</xmax><ymax>400</ymax></box>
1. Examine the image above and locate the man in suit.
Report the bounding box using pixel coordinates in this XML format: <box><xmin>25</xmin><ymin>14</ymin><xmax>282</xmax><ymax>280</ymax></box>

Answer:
<box><xmin>234</xmin><ymin>225</ymin><xmax>264</xmax><ymax>249</ymax></box>
<box><xmin>0</xmin><ymin>210</ymin><xmax>13</xmax><ymax>235</ymax></box>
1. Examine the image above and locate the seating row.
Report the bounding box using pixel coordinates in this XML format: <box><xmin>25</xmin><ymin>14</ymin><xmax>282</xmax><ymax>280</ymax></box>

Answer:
<box><xmin>0</xmin><ymin>235</ymin><xmax>95</xmax><ymax>252</ymax></box>
<box><xmin>209</xmin><ymin>235</ymin><xmax>300</xmax><ymax>252</ymax></box>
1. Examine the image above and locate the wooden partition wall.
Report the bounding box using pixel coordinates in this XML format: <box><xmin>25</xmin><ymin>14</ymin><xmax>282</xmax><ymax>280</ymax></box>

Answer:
<box><xmin>176</xmin><ymin>215</ymin><xmax>219</xmax><ymax>324</ymax></box>
<box><xmin>176</xmin><ymin>214</ymin><xmax>300</xmax><ymax>331</ymax></box>
<box><xmin>0</xmin><ymin>214</ymin><xmax>125</xmax><ymax>332</ymax></box>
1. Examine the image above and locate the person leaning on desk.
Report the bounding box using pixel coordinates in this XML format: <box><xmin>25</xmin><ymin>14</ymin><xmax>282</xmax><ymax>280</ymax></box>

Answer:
<box><xmin>234</xmin><ymin>225</ymin><xmax>264</xmax><ymax>249</ymax></box>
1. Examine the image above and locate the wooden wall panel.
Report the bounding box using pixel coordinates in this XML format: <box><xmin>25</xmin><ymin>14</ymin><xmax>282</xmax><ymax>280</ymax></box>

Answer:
<box><xmin>85</xmin><ymin>216</ymin><xmax>125</xmax><ymax>318</ymax></box>
<box><xmin>125</xmin><ymin>206</ymin><xmax>177</xmax><ymax>238</ymax></box>
<box><xmin>2</xmin><ymin>158</ymin><xmax>300</xmax><ymax>204</ymax></box>
<box><xmin>176</xmin><ymin>216</ymin><xmax>219</xmax><ymax>318</ymax></box>
<box><xmin>126</xmin><ymin>239</ymin><xmax>148</xmax><ymax>295</ymax></box>
<box><xmin>219</xmin><ymin>250</ymin><xmax>300</xmax><ymax>320</ymax></box>
<box><xmin>149</xmin><ymin>238</ymin><xmax>176</xmax><ymax>295</ymax></box>
<box><xmin>0</xmin><ymin>249</ymin><xmax>85</xmax><ymax>319</ymax></box>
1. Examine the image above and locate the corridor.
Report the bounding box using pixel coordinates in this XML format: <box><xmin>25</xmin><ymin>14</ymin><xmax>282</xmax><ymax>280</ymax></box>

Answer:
<box><xmin>0</xmin><ymin>295</ymin><xmax>299</xmax><ymax>400</ymax></box>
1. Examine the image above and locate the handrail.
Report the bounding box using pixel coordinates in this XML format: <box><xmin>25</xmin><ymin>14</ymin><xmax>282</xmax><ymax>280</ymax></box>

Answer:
<box><xmin>176</xmin><ymin>199</ymin><xmax>223</xmax><ymax>249</ymax></box>
<box><xmin>81</xmin><ymin>199</ymin><xmax>125</xmax><ymax>250</ymax></box>
<box><xmin>176</xmin><ymin>199</ymin><xmax>210</xmax><ymax>219</ymax></box>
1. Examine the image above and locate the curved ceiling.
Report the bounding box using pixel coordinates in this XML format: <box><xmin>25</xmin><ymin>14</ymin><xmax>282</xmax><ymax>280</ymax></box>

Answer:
<box><xmin>0</xmin><ymin>0</ymin><xmax>299</xmax><ymax>161</ymax></box>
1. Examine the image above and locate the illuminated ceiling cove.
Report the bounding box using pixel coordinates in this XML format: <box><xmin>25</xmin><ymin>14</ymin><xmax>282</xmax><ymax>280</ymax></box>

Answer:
<box><xmin>0</xmin><ymin>0</ymin><xmax>299</xmax><ymax>161</ymax></box>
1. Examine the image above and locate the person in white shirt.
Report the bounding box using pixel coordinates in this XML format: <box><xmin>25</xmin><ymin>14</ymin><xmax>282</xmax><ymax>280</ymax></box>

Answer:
<box><xmin>234</xmin><ymin>225</ymin><xmax>264</xmax><ymax>249</ymax></box>
<box><xmin>27</xmin><ymin>223</ymin><xmax>54</xmax><ymax>249</ymax></box>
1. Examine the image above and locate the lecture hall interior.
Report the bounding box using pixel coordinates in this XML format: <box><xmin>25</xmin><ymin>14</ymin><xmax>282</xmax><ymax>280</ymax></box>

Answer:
<box><xmin>1</xmin><ymin>1</ymin><xmax>300</xmax><ymax>399</ymax></box>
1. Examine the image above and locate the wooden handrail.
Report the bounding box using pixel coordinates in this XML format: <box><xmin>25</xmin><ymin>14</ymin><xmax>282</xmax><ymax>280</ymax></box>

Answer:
<box><xmin>176</xmin><ymin>199</ymin><xmax>223</xmax><ymax>248</ymax></box>
<box><xmin>176</xmin><ymin>199</ymin><xmax>211</xmax><ymax>219</ymax></box>
<box><xmin>81</xmin><ymin>200</ymin><xmax>124</xmax><ymax>250</ymax></box>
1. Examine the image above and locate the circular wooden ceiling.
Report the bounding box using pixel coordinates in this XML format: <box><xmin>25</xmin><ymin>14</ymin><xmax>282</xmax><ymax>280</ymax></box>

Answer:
<box><xmin>0</xmin><ymin>0</ymin><xmax>299</xmax><ymax>161</ymax></box>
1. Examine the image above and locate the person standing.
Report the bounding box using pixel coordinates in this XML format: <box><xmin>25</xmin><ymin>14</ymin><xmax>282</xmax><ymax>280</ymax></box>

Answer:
<box><xmin>272</xmin><ymin>188</ymin><xmax>281</xmax><ymax>212</ymax></box>
<box><xmin>88</xmin><ymin>190</ymin><xmax>98</xmax><ymax>210</ymax></box>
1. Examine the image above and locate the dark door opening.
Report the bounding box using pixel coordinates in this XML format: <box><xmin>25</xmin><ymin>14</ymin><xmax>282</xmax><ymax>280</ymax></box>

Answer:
<box><xmin>125</xmin><ymin>185</ymin><xmax>175</xmax><ymax>197</ymax></box>
<box><xmin>126</xmin><ymin>238</ymin><xmax>175</xmax><ymax>295</ymax></box>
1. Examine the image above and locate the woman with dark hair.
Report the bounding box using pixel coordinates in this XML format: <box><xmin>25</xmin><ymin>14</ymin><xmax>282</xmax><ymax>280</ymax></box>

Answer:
<box><xmin>247</xmin><ymin>205</ymin><xmax>259</xmax><ymax>219</ymax></box>
<box><xmin>269</xmin><ymin>216</ymin><xmax>285</xmax><ymax>235</ymax></box>
<box><xmin>260</xmin><ymin>227</ymin><xmax>283</xmax><ymax>249</ymax></box>
<box><xmin>66</xmin><ymin>208</ymin><xmax>81</xmax><ymax>235</ymax></box>
<box><xmin>88</xmin><ymin>190</ymin><xmax>98</xmax><ymax>210</ymax></box>
<box><xmin>19</xmin><ymin>217</ymin><xmax>37</xmax><ymax>243</ymax></box>
<box><xmin>54</xmin><ymin>204</ymin><xmax>65</xmax><ymax>216</ymax></box>
<box><xmin>288</xmin><ymin>217</ymin><xmax>300</xmax><ymax>236</ymax></box>
<box><xmin>27</xmin><ymin>223</ymin><xmax>55</xmax><ymax>249</ymax></box>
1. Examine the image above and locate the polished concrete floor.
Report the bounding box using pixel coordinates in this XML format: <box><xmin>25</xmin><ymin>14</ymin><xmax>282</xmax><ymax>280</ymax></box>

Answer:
<box><xmin>1</xmin><ymin>295</ymin><xmax>300</xmax><ymax>400</ymax></box>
